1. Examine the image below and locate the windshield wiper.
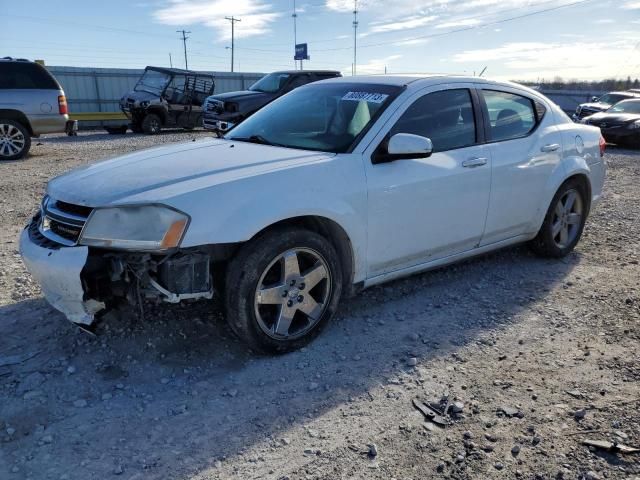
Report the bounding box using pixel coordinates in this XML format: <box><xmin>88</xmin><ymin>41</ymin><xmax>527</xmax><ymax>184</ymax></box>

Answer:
<box><xmin>228</xmin><ymin>135</ymin><xmax>283</xmax><ymax>147</ymax></box>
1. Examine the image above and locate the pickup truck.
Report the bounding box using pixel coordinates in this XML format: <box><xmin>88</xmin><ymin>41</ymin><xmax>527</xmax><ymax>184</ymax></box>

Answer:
<box><xmin>202</xmin><ymin>70</ymin><xmax>341</xmax><ymax>134</ymax></box>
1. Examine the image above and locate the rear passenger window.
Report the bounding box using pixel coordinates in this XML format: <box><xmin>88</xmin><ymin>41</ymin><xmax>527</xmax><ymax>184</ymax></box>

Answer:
<box><xmin>0</xmin><ymin>63</ymin><xmax>59</xmax><ymax>90</ymax></box>
<box><xmin>390</xmin><ymin>89</ymin><xmax>476</xmax><ymax>152</ymax></box>
<box><xmin>482</xmin><ymin>90</ymin><xmax>537</xmax><ymax>141</ymax></box>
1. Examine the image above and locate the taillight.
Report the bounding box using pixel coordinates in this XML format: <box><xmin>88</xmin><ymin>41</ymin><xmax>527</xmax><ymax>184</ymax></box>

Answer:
<box><xmin>58</xmin><ymin>95</ymin><xmax>68</xmax><ymax>115</ymax></box>
<box><xmin>599</xmin><ymin>135</ymin><xmax>606</xmax><ymax>157</ymax></box>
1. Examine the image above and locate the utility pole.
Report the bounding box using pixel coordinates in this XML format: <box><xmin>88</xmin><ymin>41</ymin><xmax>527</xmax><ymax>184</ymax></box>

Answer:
<box><xmin>293</xmin><ymin>0</ymin><xmax>298</xmax><ymax>70</ymax></box>
<box><xmin>176</xmin><ymin>30</ymin><xmax>191</xmax><ymax>70</ymax></box>
<box><xmin>352</xmin><ymin>0</ymin><xmax>358</xmax><ymax>76</ymax></box>
<box><xmin>169</xmin><ymin>53</ymin><xmax>173</xmax><ymax>68</ymax></box>
<box><xmin>225</xmin><ymin>16</ymin><xmax>241</xmax><ymax>72</ymax></box>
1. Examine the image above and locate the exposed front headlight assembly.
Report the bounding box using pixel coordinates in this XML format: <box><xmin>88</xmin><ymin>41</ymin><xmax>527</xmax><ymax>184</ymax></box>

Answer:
<box><xmin>628</xmin><ymin>120</ymin><xmax>640</xmax><ymax>130</ymax></box>
<box><xmin>80</xmin><ymin>205</ymin><xmax>189</xmax><ymax>251</ymax></box>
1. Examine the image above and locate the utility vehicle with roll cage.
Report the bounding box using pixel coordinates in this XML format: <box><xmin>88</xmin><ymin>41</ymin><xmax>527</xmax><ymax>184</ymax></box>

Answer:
<box><xmin>119</xmin><ymin>66</ymin><xmax>215</xmax><ymax>134</ymax></box>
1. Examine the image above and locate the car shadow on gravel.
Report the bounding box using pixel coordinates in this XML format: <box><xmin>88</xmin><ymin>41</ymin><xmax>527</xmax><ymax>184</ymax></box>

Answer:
<box><xmin>0</xmin><ymin>245</ymin><xmax>581</xmax><ymax>479</ymax></box>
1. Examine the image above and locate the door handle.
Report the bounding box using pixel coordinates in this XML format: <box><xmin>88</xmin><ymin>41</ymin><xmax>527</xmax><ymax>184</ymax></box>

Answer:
<box><xmin>541</xmin><ymin>143</ymin><xmax>560</xmax><ymax>152</ymax></box>
<box><xmin>462</xmin><ymin>157</ymin><xmax>487</xmax><ymax>168</ymax></box>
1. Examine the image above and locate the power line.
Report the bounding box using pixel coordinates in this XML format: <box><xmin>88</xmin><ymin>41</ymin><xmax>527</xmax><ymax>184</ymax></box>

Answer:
<box><xmin>314</xmin><ymin>0</ymin><xmax>599</xmax><ymax>52</ymax></box>
<box><xmin>225</xmin><ymin>16</ymin><xmax>241</xmax><ymax>72</ymax></box>
<box><xmin>177</xmin><ymin>30</ymin><xmax>191</xmax><ymax>69</ymax></box>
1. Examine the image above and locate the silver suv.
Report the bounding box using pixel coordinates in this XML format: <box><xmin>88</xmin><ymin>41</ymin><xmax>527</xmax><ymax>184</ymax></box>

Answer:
<box><xmin>0</xmin><ymin>57</ymin><xmax>71</xmax><ymax>160</ymax></box>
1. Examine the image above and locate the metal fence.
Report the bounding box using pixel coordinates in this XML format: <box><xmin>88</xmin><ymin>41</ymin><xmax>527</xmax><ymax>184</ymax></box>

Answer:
<box><xmin>46</xmin><ymin>66</ymin><xmax>264</xmax><ymax>125</ymax></box>
<box><xmin>537</xmin><ymin>89</ymin><xmax>606</xmax><ymax>115</ymax></box>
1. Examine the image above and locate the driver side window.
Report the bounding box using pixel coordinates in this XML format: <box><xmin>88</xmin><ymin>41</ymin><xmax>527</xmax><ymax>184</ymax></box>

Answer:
<box><xmin>390</xmin><ymin>89</ymin><xmax>477</xmax><ymax>153</ymax></box>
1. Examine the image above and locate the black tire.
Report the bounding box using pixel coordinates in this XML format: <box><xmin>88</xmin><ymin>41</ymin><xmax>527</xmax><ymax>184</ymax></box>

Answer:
<box><xmin>529</xmin><ymin>178</ymin><xmax>589</xmax><ymax>258</ymax></box>
<box><xmin>224</xmin><ymin>227</ymin><xmax>343</xmax><ymax>354</ymax></box>
<box><xmin>0</xmin><ymin>119</ymin><xmax>31</xmax><ymax>160</ymax></box>
<box><xmin>141</xmin><ymin>113</ymin><xmax>162</xmax><ymax>135</ymax></box>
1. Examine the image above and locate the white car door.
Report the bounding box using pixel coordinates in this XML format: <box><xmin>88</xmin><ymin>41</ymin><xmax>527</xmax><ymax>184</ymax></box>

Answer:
<box><xmin>476</xmin><ymin>86</ymin><xmax>564</xmax><ymax>245</ymax></box>
<box><xmin>363</xmin><ymin>85</ymin><xmax>492</xmax><ymax>277</ymax></box>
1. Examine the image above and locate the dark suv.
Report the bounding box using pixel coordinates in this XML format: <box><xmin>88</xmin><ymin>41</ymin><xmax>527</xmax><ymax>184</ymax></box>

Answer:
<box><xmin>573</xmin><ymin>91</ymin><xmax>640</xmax><ymax>121</ymax></box>
<box><xmin>120</xmin><ymin>67</ymin><xmax>215</xmax><ymax>134</ymax></box>
<box><xmin>0</xmin><ymin>58</ymin><xmax>72</xmax><ymax>160</ymax></box>
<box><xmin>203</xmin><ymin>70</ymin><xmax>341</xmax><ymax>134</ymax></box>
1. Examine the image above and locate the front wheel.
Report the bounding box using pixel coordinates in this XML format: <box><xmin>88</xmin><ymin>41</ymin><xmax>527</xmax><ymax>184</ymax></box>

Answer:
<box><xmin>529</xmin><ymin>179</ymin><xmax>588</xmax><ymax>258</ymax></box>
<box><xmin>141</xmin><ymin>113</ymin><xmax>162</xmax><ymax>134</ymax></box>
<box><xmin>0</xmin><ymin>120</ymin><xmax>31</xmax><ymax>160</ymax></box>
<box><xmin>224</xmin><ymin>228</ymin><xmax>343</xmax><ymax>354</ymax></box>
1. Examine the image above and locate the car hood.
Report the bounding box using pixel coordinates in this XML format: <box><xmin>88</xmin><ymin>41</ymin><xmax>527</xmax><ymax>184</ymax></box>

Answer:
<box><xmin>209</xmin><ymin>90</ymin><xmax>273</xmax><ymax>103</ymax></box>
<box><xmin>585</xmin><ymin>112</ymin><xmax>640</xmax><ymax>123</ymax></box>
<box><xmin>580</xmin><ymin>102</ymin><xmax>609</xmax><ymax>111</ymax></box>
<box><xmin>47</xmin><ymin>138</ymin><xmax>334</xmax><ymax>206</ymax></box>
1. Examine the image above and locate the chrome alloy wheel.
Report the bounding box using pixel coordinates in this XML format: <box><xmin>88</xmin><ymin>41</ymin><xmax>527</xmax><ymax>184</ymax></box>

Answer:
<box><xmin>0</xmin><ymin>123</ymin><xmax>26</xmax><ymax>158</ymax></box>
<box><xmin>254</xmin><ymin>248</ymin><xmax>332</xmax><ymax>340</ymax></box>
<box><xmin>552</xmin><ymin>188</ymin><xmax>583</xmax><ymax>249</ymax></box>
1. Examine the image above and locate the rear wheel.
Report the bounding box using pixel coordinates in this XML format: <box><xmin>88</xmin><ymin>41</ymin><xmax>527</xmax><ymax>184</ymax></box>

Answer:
<box><xmin>530</xmin><ymin>179</ymin><xmax>588</xmax><ymax>258</ymax></box>
<box><xmin>0</xmin><ymin>120</ymin><xmax>31</xmax><ymax>160</ymax></box>
<box><xmin>224</xmin><ymin>227</ymin><xmax>343</xmax><ymax>354</ymax></box>
<box><xmin>141</xmin><ymin>113</ymin><xmax>162</xmax><ymax>134</ymax></box>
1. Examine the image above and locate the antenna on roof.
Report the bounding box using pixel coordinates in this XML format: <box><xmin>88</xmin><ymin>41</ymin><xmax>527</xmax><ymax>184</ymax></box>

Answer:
<box><xmin>478</xmin><ymin>66</ymin><xmax>487</xmax><ymax>77</ymax></box>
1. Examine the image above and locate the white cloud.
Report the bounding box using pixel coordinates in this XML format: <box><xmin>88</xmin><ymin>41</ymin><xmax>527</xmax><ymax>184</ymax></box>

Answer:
<box><xmin>346</xmin><ymin>54</ymin><xmax>402</xmax><ymax>75</ymax></box>
<box><xmin>452</xmin><ymin>39</ymin><xmax>640</xmax><ymax>80</ymax></box>
<box><xmin>593</xmin><ymin>19</ymin><xmax>614</xmax><ymax>24</ymax></box>
<box><xmin>395</xmin><ymin>38</ymin><xmax>430</xmax><ymax>46</ymax></box>
<box><xmin>435</xmin><ymin>18</ymin><xmax>481</xmax><ymax>29</ymax></box>
<box><xmin>154</xmin><ymin>0</ymin><xmax>281</xmax><ymax>40</ymax></box>
<box><xmin>368</xmin><ymin>15</ymin><xmax>438</xmax><ymax>34</ymax></box>
<box><xmin>622</xmin><ymin>1</ymin><xmax>640</xmax><ymax>9</ymax></box>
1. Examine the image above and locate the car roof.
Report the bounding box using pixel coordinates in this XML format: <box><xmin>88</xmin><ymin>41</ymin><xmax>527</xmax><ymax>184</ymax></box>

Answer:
<box><xmin>608</xmin><ymin>91</ymin><xmax>640</xmax><ymax>96</ymax></box>
<box><xmin>145</xmin><ymin>66</ymin><xmax>214</xmax><ymax>77</ymax></box>
<box><xmin>317</xmin><ymin>74</ymin><xmax>534</xmax><ymax>91</ymax></box>
<box><xmin>0</xmin><ymin>57</ymin><xmax>33</xmax><ymax>63</ymax></box>
<box><xmin>270</xmin><ymin>70</ymin><xmax>341</xmax><ymax>75</ymax></box>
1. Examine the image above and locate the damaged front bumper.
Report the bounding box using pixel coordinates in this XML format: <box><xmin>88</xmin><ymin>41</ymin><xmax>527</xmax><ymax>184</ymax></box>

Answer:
<box><xmin>19</xmin><ymin>216</ymin><xmax>216</xmax><ymax>328</ymax></box>
<box><xmin>19</xmin><ymin>228</ymin><xmax>104</xmax><ymax>325</ymax></box>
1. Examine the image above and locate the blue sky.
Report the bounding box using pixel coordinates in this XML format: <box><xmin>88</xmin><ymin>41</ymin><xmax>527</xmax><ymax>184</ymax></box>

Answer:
<box><xmin>2</xmin><ymin>0</ymin><xmax>640</xmax><ymax>80</ymax></box>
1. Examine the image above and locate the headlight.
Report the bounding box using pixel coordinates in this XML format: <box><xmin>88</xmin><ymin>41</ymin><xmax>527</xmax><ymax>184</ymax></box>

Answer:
<box><xmin>140</xmin><ymin>101</ymin><xmax>150</xmax><ymax>108</ymax></box>
<box><xmin>79</xmin><ymin>205</ymin><xmax>189</xmax><ymax>251</ymax></box>
<box><xmin>628</xmin><ymin>120</ymin><xmax>640</xmax><ymax>130</ymax></box>
<box><xmin>225</xmin><ymin>102</ymin><xmax>239</xmax><ymax>113</ymax></box>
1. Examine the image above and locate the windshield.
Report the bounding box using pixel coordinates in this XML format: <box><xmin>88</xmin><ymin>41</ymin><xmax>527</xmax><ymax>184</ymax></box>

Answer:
<box><xmin>249</xmin><ymin>72</ymin><xmax>291</xmax><ymax>93</ymax></box>
<box><xmin>598</xmin><ymin>93</ymin><xmax>631</xmax><ymax>105</ymax></box>
<box><xmin>226</xmin><ymin>83</ymin><xmax>401</xmax><ymax>153</ymax></box>
<box><xmin>134</xmin><ymin>69</ymin><xmax>171</xmax><ymax>95</ymax></box>
<box><xmin>608</xmin><ymin>100</ymin><xmax>640</xmax><ymax>114</ymax></box>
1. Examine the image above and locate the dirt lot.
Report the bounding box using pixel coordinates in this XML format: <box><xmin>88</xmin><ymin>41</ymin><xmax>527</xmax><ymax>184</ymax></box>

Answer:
<box><xmin>0</xmin><ymin>132</ymin><xmax>638</xmax><ymax>480</ymax></box>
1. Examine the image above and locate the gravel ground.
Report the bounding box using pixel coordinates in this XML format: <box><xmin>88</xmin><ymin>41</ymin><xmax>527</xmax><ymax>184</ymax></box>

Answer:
<box><xmin>0</xmin><ymin>132</ymin><xmax>638</xmax><ymax>480</ymax></box>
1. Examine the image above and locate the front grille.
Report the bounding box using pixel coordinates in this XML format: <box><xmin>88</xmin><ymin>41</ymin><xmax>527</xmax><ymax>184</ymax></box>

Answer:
<box><xmin>37</xmin><ymin>197</ymin><xmax>93</xmax><ymax>247</ymax></box>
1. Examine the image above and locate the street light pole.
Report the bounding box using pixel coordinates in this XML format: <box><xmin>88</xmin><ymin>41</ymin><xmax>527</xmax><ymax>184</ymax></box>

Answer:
<box><xmin>352</xmin><ymin>0</ymin><xmax>358</xmax><ymax>76</ymax></box>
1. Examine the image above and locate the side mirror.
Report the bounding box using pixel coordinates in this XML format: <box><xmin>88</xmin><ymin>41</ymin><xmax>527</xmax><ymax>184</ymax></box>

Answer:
<box><xmin>373</xmin><ymin>133</ymin><xmax>433</xmax><ymax>164</ymax></box>
<box><xmin>591</xmin><ymin>96</ymin><xmax>599</xmax><ymax>102</ymax></box>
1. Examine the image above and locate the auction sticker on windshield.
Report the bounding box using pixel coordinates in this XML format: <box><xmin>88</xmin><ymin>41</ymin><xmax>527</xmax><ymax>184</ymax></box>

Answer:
<box><xmin>342</xmin><ymin>91</ymin><xmax>389</xmax><ymax>103</ymax></box>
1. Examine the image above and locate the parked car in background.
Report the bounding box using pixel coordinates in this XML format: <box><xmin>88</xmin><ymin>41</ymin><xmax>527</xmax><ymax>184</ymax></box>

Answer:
<box><xmin>0</xmin><ymin>57</ymin><xmax>72</xmax><ymax>160</ymax></box>
<box><xmin>573</xmin><ymin>91</ymin><xmax>640</xmax><ymax>121</ymax></box>
<box><xmin>202</xmin><ymin>70</ymin><xmax>341</xmax><ymax>134</ymax></box>
<box><xmin>20</xmin><ymin>75</ymin><xmax>605</xmax><ymax>353</ymax></box>
<box><xmin>582</xmin><ymin>99</ymin><xmax>640</xmax><ymax>147</ymax></box>
<box><xmin>119</xmin><ymin>66</ymin><xmax>215</xmax><ymax>134</ymax></box>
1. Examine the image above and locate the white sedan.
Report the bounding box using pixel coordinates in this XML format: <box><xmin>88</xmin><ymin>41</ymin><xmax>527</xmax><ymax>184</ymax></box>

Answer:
<box><xmin>20</xmin><ymin>75</ymin><xmax>606</xmax><ymax>353</ymax></box>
